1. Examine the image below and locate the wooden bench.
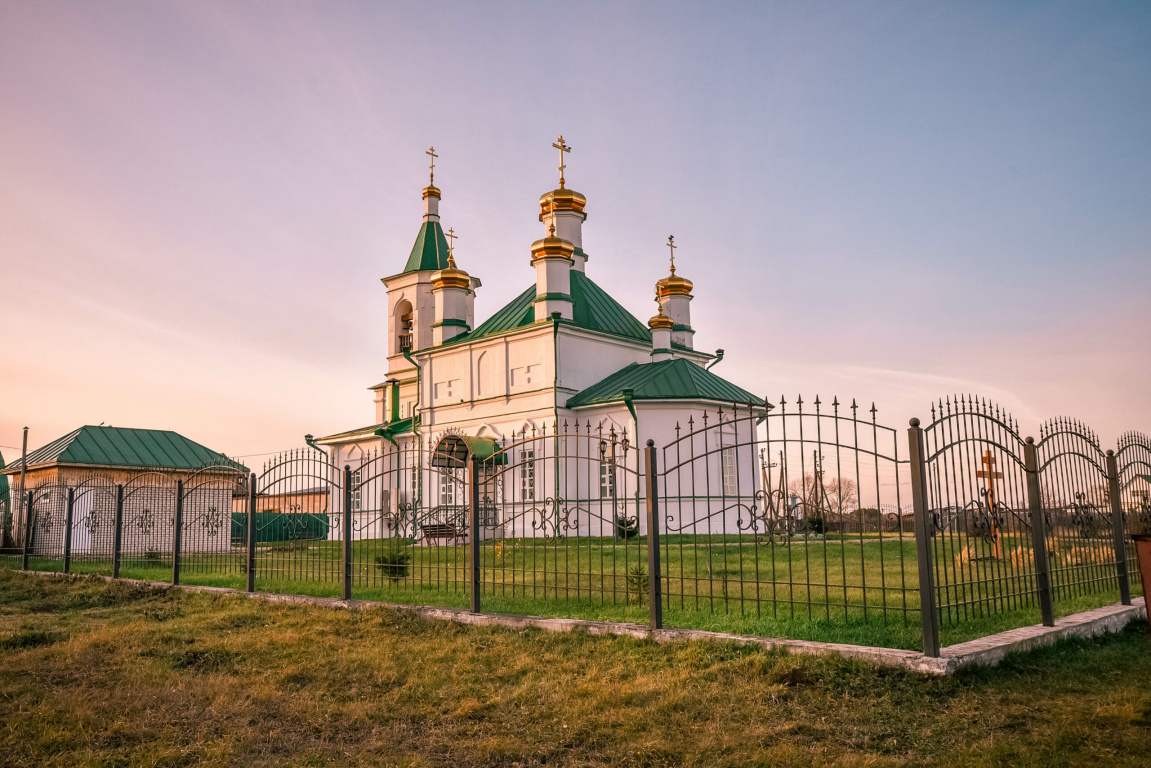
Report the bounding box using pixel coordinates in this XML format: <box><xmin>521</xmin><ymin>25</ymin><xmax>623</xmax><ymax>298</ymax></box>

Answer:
<box><xmin>421</xmin><ymin>523</ymin><xmax>461</xmax><ymax>542</ymax></box>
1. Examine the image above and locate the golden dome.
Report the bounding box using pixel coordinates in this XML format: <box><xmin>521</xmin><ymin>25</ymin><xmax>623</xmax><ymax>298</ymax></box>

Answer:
<box><xmin>530</xmin><ymin>225</ymin><xmax>576</xmax><ymax>263</ymax></box>
<box><xmin>648</xmin><ymin>310</ymin><xmax>674</xmax><ymax>330</ymax></box>
<box><xmin>538</xmin><ymin>187</ymin><xmax>587</xmax><ymax>219</ymax></box>
<box><xmin>657</xmin><ymin>272</ymin><xmax>693</xmax><ymax>297</ymax></box>
<box><xmin>422</xmin><ymin>184</ymin><xmax>441</xmax><ymax>199</ymax></box>
<box><xmin>432</xmin><ymin>254</ymin><xmax>470</xmax><ymax>290</ymax></box>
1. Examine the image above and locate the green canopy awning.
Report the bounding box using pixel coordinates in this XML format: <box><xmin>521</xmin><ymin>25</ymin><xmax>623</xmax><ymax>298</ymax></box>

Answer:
<box><xmin>431</xmin><ymin>435</ymin><xmax>501</xmax><ymax>468</ymax></box>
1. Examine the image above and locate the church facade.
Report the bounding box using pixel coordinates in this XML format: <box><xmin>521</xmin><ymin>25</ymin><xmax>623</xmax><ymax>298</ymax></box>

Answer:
<box><xmin>314</xmin><ymin>141</ymin><xmax>765</xmax><ymax>536</ymax></box>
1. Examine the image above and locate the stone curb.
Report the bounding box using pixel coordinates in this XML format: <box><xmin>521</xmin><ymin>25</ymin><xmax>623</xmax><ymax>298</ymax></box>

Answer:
<box><xmin>19</xmin><ymin>571</ymin><xmax>1146</xmax><ymax>675</ymax></box>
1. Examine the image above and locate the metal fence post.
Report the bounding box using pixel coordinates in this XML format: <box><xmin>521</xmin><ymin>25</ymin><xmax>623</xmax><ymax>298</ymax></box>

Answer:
<box><xmin>1105</xmin><ymin>450</ymin><xmax>1132</xmax><ymax>605</ymax></box>
<box><xmin>172</xmin><ymin>480</ymin><xmax>183</xmax><ymax>586</ymax></box>
<box><xmin>1023</xmin><ymin>438</ymin><xmax>1055</xmax><ymax>625</ymax></box>
<box><xmin>246</xmin><ymin>473</ymin><xmax>256</xmax><ymax>593</ymax></box>
<box><xmin>112</xmin><ymin>485</ymin><xmax>124</xmax><ymax>578</ymax></box>
<box><xmin>644</xmin><ymin>440</ymin><xmax>663</xmax><ymax>630</ymax></box>
<box><xmin>468</xmin><ymin>455</ymin><xmax>482</xmax><ymax>613</ymax></box>
<box><xmin>343</xmin><ymin>465</ymin><xmax>353</xmax><ymax>602</ymax></box>
<box><xmin>63</xmin><ymin>488</ymin><xmax>75</xmax><ymax>574</ymax></box>
<box><xmin>21</xmin><ymin>490</ymin><xmax>34</xmax><ymax>570</ymax></box>
<box><xmin>907</xmin><ymin>419</ymin><xmax>940</xmax><ymax>657</ymax></box>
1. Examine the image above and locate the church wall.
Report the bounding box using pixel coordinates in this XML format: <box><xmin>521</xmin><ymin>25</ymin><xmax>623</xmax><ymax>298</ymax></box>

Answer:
<box><xmin>555</xmin><ymin>328</ymin><xmax>649</xmax><ymax>402</ymax></box>
<box><xmin>418</xmin><ymin>323</ymin><xmax>558</xmax><ymax>440</ymax></box>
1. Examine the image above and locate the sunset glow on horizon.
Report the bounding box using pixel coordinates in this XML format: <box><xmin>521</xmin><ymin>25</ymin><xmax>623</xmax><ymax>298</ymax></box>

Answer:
<box><xmin>2</xmin><ymin>1</ymin><xmax>1148</xmax><ymax>461</ymax></box>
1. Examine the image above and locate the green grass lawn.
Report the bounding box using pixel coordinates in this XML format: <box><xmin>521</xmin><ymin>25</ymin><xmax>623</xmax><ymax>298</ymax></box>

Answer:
<box><xmin>1</xmin><ymin>570</ymin><xmax>1149</xmax><ymax>767</ymax></box>
<box><xmin>1</xmin><ymin>530</ymin><xmax>1139</xmax><ymax>652</ymax></box>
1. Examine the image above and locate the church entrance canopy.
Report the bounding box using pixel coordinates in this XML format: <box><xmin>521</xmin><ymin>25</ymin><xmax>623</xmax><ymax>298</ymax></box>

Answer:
<box><xmin>431</xmin><ymin>434</ymin><xmax>501</xmax><ymax>469</ymax></box>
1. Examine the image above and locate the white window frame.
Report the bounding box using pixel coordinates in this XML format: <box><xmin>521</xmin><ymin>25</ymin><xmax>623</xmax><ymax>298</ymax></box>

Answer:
<box><xmin>600</xmin><ymin>457</ymin><xmax>617</xmax><ymax>499</ymax></box>
<box><xmin>440</xmin><ymin>469</ymin><xmax>458</xmax><ymax>506</ymax></box>
<box><xmin>350</xmin><ymin>468</ymin><xmax>363</xmax><ymax>512</ymax></box>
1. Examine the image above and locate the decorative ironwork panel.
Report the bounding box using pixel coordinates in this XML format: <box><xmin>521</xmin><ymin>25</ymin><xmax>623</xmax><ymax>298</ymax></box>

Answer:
<box><xmin>922</xmin><ymin>396</ymin><xmax>1037</xmax><ymax>627</ymax></box>
<box><xmin>659</xmin><ymin>397</ymin><xmax>914</xmax><ymax>628</ymax></box>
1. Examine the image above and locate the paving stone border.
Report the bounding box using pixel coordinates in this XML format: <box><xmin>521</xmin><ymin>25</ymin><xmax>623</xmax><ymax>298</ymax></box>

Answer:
<box><xmin>23</xmin><ymin>571</ymin><xmax>1146</xmax><ymax>675</ymax></box>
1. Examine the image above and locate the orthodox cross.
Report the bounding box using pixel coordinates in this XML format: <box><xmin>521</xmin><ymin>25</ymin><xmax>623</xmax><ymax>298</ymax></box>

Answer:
<box><xmin>976</xmin><ymin>450</ymin><xmax>1003</xmax><ymax>509</ymax></box>
<box><xmin>445</xmin><ymin>227</ymin><xmax>457</xmax><ymax>267</ymax></box>
<box><xmin>426</xmin><ymin>146</ymin><xmax>438</xmax><ymax>186</ymax></box>
<box><xmin>976</xmin><ymin>450</ymin><xmax>1004</xmax><ymax>556</ymax></box>
<box><xmin>552</xmin><ymin>135</ymin><xmax>570</xmax><ymax>188</ymax></box>
<box><xmin>667</xmin><ymin>235</ymin><xmax>677</xmax><ymax>273</ymax></box>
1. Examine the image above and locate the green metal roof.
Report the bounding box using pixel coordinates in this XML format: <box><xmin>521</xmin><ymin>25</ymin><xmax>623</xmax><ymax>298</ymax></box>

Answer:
<box><xmin>443</xmin><ymin>271</ymin><xmax>651</xmax><ymax>347</ymax></box>
<box><xmin>317</xmin><ymin>416</ymin><xmax>416</xmax><ymax>444</ymax></box>
<box><xmin>403</xmin><ymin>220</ymin><xmax>452</xmax><ymax>273</ymax></box>
<box><xmin>1</xmin><ymin>426</ymin><xmax>246</xmax><ymax>473</ymax></box>
<box><xmin>565</xmin><ymin>359</ymin><xmax>766</xmax><ymax>409</ymax></box>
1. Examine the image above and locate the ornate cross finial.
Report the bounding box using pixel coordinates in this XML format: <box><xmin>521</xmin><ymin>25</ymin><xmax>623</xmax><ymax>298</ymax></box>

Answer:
<box><xmin>445</xmin><ymin>227</ymin><xmax>457</xmax><ymax>265</ymax></box>
<box><xmin>654</xmin><ymin>284</ymin><xmax>666</xmax><ymax>316</ymax></box>
<box><xmin>426</xmin><ymin>146</ymin><xmax>438</xmax><ymax>186</ymax></box>
<box><xmin>548</xmin><ymin>223</ymin><xmax>556</xmax><ymax>236</ymax></box>
<box><xmin>551</xmin><ymin>135</ymin><xmax>570</xmax><ymax>188</ymax></box>
<box><xmin>667</xmin><ymin>235</ymin><xmax>677</xmax><ymax>274</ymax></box>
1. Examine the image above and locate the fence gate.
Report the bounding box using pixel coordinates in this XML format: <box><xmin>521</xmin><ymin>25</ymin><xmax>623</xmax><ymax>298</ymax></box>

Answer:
<box><xmin>66</xmin><ymin>478</ymin><xmax>119</xmax><ymax>572</ymax></box>
<box><xmin>919</xmin><ymin>397</ymin><xmax>1042</xmax><ymax>636</ymax></box>
<box><xmin>1116</xmin><ymin>431</ymin><xmax>1151</xmax><ymax>593</ymax></box>
<box><xmin>119</xmin><ymin>472</ymin><xmax>178</xmax><ymax>575</ymax></box>
<box><xmin>1036</xmin><ymin>418</ymin><xmax>1131</xmax><ymax>606</ymax></box>
<box><xmin>476</xmin><ymin>422</ymin><xmax>646</xmax><ymax>613</ymax></box>
<box><xmin>350</xmin><ymin>436</ymin><xmax>471</xmax><ymax>605</ymax></box>
<box><xmin>179</xmin><ymin>466</ymin><xmax>247</xmax><ymax>582</ymax></box>
<box><xmin>253</xmin><ymin>449</ymin><xmax>343</xmax><ymax>590</ymax></box>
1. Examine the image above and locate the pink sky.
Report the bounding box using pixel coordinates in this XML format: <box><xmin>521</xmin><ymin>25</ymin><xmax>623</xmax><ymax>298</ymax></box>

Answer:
<box><xmin>1</xmin><ymin>1</ymin><xmax>1148</xmax><ymax>462</ymax></box>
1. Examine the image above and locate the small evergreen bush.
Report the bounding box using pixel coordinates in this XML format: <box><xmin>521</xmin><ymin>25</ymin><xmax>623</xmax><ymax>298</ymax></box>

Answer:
<box><xmin>374</xmin><ymin>541</ymin><xmax>412</xmax><ymax>582</ymax></box>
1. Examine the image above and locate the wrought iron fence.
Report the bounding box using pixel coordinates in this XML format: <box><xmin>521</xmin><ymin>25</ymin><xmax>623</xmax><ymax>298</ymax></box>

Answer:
<box><xmin>658</xmin><ymin>398</ymin><xmax>916</xmax><ymax>629</ymax></box>
<box><xmin>3</xmin><ymin>393</ymin><xmax>1144</xmax><ymax>657</ymax></box>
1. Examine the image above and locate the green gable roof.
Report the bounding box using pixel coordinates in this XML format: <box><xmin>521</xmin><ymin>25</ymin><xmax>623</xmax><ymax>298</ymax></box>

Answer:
<box><xmin>403</xmin><ymin>220</ymin><xmax>452</xmax><ymax>274</ymax></box>
<box><xmin>565</xmin><ymin>359</ymin><xmax>765</xmax><ymax>409</ymax></box>
<box><xmin>443</xmin><ymin>271</ymin><xmax>651</xmax><ymax>347</ymax></box>
<box><xmin>2</xmin><ymin>426</ymin><xmax>246</xmax><ymax>474</ymax></box>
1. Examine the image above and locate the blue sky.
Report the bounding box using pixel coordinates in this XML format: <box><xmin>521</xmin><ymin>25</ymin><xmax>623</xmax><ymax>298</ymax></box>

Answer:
<box><xmin>1</xmin><ymin>1</ymin><xmax>1148</xmax><ymax>459</ymax></box>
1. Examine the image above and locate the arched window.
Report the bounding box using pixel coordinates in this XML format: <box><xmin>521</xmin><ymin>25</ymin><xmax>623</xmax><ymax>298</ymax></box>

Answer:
<box><xmin>395</xmin><ymin>299</ymin><xmax>414</xmax><ymax>354</ymax></box>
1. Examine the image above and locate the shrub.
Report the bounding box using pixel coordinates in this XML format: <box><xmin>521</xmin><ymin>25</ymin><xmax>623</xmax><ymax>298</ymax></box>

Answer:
<box><xmin>374</xmin><ymin>541</ymin><xmax>412</xmax><ymax>582</ymax></box>
<box><xmin>626</xmin><ymin>563</ymin><xmax>648</xmax><ymax>603</ymax></box>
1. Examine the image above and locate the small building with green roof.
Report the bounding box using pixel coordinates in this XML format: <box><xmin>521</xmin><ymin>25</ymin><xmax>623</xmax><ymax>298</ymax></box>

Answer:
<box><xmin>1</xmin><ymin>426</ymin><xmax>245</xmax><ymax>558</ymax></box>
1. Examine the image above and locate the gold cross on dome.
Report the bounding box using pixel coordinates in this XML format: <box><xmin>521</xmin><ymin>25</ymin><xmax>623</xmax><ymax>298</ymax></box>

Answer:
<box><xmin>426</xmin><ymin>146</ymin><xmax>438</xmax><ymax>185</ymax></box>
<box><xmin>667</xmin><ymin>235</ymin><xmax>677</xmax><ymax>273</ymax></box>
<box><xmin>552</xmin><ymin>135</ymin><xmax>570</xmax><ymax>188</ymax></box>
<box><xmin>445</xmin><ymin>227</ymin><xmax>457</xmax><ymax>258</ymax></box>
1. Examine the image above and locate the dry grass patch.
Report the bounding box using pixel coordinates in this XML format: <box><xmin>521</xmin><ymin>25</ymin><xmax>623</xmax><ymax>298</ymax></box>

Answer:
<box><xmin>0</xmin><ymin>570</ymin><xmax>1149</xmax><ymax>767</ymax></box>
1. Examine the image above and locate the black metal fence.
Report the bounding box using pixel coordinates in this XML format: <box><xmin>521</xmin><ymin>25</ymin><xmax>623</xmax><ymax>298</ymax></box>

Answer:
<box><xmin>2</xmin><ymin>394</ymin><xmax>1145</xmax><ymax>656</ymax></box>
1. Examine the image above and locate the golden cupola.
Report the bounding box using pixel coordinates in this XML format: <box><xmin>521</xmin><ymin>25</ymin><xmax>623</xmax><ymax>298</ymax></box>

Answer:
<box><xmin>655</xmin><ymin>236</ymin><xmax>696</xmax><ymax>351</ymax></box>
<box><xmin>648</xmin><ymin>307</ymin><xmax>675</xmax><ymax>330</ymax></box>
<box><xmin>530</xmin><ymin>225</ymin><xmax>576</xmax><ymax>263</ymax></box>
<box><xmin>430</xmin><ymin>228</ymin><xmax>475</xmax><ymax>346</ymax></box>
<box><xmin>538</xmin><ymin>135</ymin><xmax>590</xmax><ymax>271</ymax></box>
<box><xmin>431</xmin><ymin>253</ymin><xmax>471</xmax><ymax>291</ymax></box>
<box><xmin>649</xmin><ymin>287</ymin><xmax>675</xmax><ymax>362</ymax></box>
<box><xmin>656</xmin><ymin>235</ymin><xmax>693</xmax><ymax>298</ymax></box>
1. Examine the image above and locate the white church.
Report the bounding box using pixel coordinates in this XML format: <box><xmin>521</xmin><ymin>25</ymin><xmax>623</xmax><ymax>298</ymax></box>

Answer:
<box><xmin>314</xmin><ymin>140</ymin><xmax>765</xmax><ymax>533</ymax></box>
